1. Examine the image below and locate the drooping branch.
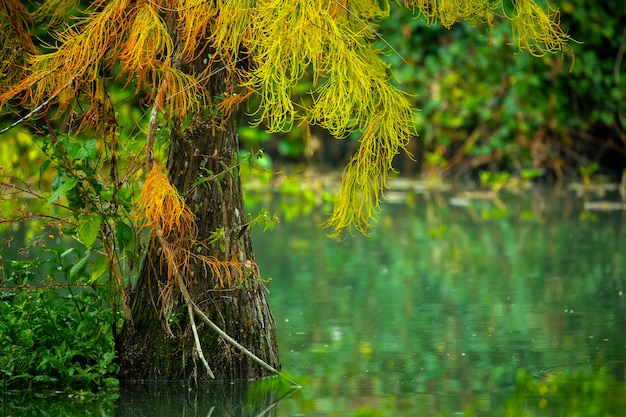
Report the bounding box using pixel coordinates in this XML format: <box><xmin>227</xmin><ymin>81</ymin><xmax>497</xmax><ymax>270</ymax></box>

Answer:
<box><xmin>0</xmin><ymin>72</ymin><xmax>72</xmax><ymax>135</ymax></box>
<box><xmin>1</xmin><ymin>0</ymin><xmax>573</xmax><ymax>238</ymax></box>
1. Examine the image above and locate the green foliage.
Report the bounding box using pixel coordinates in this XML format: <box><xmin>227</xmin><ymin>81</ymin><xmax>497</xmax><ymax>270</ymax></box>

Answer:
<box><xmin>245</xmin><ymin>209</ymin><xmax>279</xmax><ymax>233</ymax></box>
<box><xmin>238</xmin><ymin>126</ymin><xmax>271</xmax><ymax>152</ymax></box>
<box><xmin>0</xmin><ymin>252</ymin><xmax>119</xmax><ymax>391</ymax></box>
<box><xmin>579</xmin><ymin>162</ymin><xmax>600</xmax><ymax>184</ymax></box>
<box><xmin>1</xmin><ymin>390</ymin><xmax>119</xmax><ymax>416</ymax></box>
<box><xmin>0</xmin><ymin>105</ymin><xmax>281</xmax><ymax>394</ymax></box>
<box><xmin>0</xmin><ymin>102</ymin><xmax>141</xmax><ymax>393</ymax></box>
<box><xmin>275</xmin><ymin>176</ymin><xmax>335</xmax><ymax>224</ymax></box>
<box><xmin>351</xmin><ymin>407</ymin><xmax>388</xmax><ymax>417</ymax></box>
<box><xmin>480</xmin><ymin>170</ymin><xmax>511</xmax><ymax>192</ymax></box>
<box><xmin>373</xmin><ymin>1</ymin><xmax>625</xmax><ymax>178</ymax></box>
<box><xmin>560</xmin><ymin>0</ymin><xmax>625</xmax><ymax>128</ymax></box>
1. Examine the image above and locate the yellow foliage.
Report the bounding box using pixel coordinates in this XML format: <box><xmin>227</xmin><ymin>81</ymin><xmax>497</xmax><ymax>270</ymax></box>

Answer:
<box><xmin>400</xmin><ymin>0</ymin><xmax>571</xmax><ymax>56</ymax></box>
<box><xmin>509</xmin><ymin>0</ymin><xmax>572</xmax><ymax>56</ymax></box>
<box><xmin>208</xmin><ymin>0</ymin><xmax>253</xmax><ymax>66</ymax></box>
<box><xmin>176</xmin><ymin>0</ymin><xmax>217</xmax><ymax>61</ymax></box>
<box><xmin>0</xmin><ymin>0</ymin><xmax>202</xmax><ymax>120</ymax></box>
<box><xmin>0</xmin><ymin>0</ymin><xmax>37</xmax><ymax>89</ymax></box>
<box><xmin>118</xmin><ymin>2</ymin><xmax>173</xmax><ymax>88</ymax></box>
<box><xmin>403</xmin><ymin>0</ymin><xmax>496</xmax><ymax>27</ymax></box>
<box><xmin>33</xmin><ymin>0</ymin><xmax>79</xmax><ymax>27</ymax></box>
<box><xmin>1</xmin><ymin>0</ymin><xmax>572</xmax><ymax>236</ymax></box>
<box><xmin>136</xmin><ymin>166</ymin><xmax>256</xmax><ymax>290</ymax></box>
<box><xmin>158</xmin><ymin>65</ymin><xmax>204</xmax><ymax>118</ymax></box>
<box><xmin>325</xmin><ymin>103</ymin><xmax>415</xmax><ymax>236</ymax></box>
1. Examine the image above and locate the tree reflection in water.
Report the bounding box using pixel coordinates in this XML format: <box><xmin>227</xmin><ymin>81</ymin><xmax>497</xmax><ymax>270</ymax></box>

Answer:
<box><xmin>3</xmin><ymin>190</ymin><xmax>625</xmax><ymax>416</ymax></box>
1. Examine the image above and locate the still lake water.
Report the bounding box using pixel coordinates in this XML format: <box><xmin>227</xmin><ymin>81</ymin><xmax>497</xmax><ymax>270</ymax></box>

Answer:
<box><xmin>253</xmin><ymin>189</ymin><xmax>626</xmax><ymax>416</ymax></box>
<box><xmin>5</xmin><ymin>188</ymin><xmax>626</xmax><ymax>415</ymax></box>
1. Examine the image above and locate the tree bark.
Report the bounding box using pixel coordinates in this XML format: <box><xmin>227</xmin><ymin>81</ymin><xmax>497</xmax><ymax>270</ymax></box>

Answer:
<box><xmin>117</xmin><ymin>47</ymin><xmax>280</xmax><ymax>383</ymax></box>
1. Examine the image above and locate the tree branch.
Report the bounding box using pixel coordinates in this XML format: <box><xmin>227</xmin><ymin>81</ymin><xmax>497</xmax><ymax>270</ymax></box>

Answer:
<box><xmin>0</xmin><ymin>72</ymin><xmax>72</xmax><ymax>135</ymax></box>
<box><xmin>191</xmin><ymin>295</ymin><xmax>300</xmax><ymax>387</ymax></box>
<box><xmin>181</xmin><ymin>278</ymin><xmax>215</xmax><ymax>380</ymax></box>
<box><xmin>165</xmin><ymin>242</ymin><xmax>215</xmax><ymax>379</ymax></box>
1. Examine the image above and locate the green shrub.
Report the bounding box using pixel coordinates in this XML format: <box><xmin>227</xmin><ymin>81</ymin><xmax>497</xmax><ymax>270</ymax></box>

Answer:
<box><xmin>0</xmin><ymin>251</ymin><xmax>119</xmax><ymax>392</ymax></box>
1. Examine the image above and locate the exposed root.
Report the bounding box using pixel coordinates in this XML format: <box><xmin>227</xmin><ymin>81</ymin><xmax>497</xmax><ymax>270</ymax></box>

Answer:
<box><xmin>170</xmin><ymin>243</ymin><xmax>299</xmax><ymax>386</ymax></box>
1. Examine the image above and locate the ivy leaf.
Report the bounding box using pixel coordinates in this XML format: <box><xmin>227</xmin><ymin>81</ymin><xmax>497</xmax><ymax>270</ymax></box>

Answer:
<box><xmin>77</xmin><ymin>213</ymin><xmax>101</xmax><ymax>249</ymax></box>
<box><xmin>82</xmin><ymin>138</ymin><xmax>97</xmax><ymax>160</ymax></box>
<box><xmin>66</xmin><ymin>138</ymin><xmax>97</xmax><ymax>161</ymax></box>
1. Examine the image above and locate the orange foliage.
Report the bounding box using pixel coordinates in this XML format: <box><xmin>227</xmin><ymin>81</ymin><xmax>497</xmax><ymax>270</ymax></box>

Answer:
<box><xmin>135</xmin><ymin>165</ymin><xmax>196</xmax><ymax>241</ymax></box>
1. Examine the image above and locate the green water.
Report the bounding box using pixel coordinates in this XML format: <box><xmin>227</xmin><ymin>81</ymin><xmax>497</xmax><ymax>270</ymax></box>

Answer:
<box><xmin>4</xmin><ymin>190</ymin><xmax>626</xmax><ymax>415</ymax></box>
<box><xmin>255</xmin><ymin>191</ymin><xmax>626</xmax><ymax>415</ymax></box>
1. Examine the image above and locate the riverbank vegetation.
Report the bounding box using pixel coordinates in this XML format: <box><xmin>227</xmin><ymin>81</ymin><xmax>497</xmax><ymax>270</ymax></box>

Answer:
<box><xmin>0</xmin><ymin>0</ymin><xmax>623</xmax><ymax>400</ymax></box>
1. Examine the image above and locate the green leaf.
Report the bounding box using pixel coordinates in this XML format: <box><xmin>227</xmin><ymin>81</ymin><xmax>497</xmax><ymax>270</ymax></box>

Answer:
<box><xmin>38</xmin><ymin>159</ymin><xmax>51</xmax><ymax>188</ymax></box>
<box><xmin>60</xmin><ymin>248</ymin><xmax>75</xmax><ymax>259</ymax></box>
<box><xmin>77</xmin><ymin>213</ymin><xmax>101</xmax><ymax>249</ymax></box>
<box><xmin>46</xmin><ymin>176</ymin><xmax>78</xmax><ymax>205</ymax></box>
<box><xmin>83</xmin><ymin>139</ymin><xmax>97</xmax><ymax>160</ymax></box>
<box><xmin>90</xmin><ymin>257</ymin><xmax>108</xmax><ymax>284</ymax></box>
<box><xmin>69</xmin><ymin>250</ymin><xmax>90</xmax><ymax>280</ymax></box>
<box><xmin>66</xmin><ymin>138</ymin><xmax>97</xmax><ymax>161</ymax></box>
<box><xmin>115</xmin><ymin>220</ymin><xmax>135</xmax><ymax>253</ymax></box>
<box><xmin>521</xmin><ymin>168</ymin><xmax>546</xmax><ymax>180</ymax></box>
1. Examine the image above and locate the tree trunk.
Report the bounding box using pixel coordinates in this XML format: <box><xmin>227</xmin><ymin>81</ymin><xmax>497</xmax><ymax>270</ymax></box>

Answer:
<box><xmin>117</xmin><ymin>48</ymin><xmax>280</xmax><ymax>383</ymax></box>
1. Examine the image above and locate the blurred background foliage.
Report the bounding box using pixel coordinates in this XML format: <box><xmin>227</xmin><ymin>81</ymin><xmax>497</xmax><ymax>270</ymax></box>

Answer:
<box><xmin>239</xmin><ymin>0</ymin><xmax>626</xmax><ymax>182</ymax></box>
<box><xmin>383</xmin><ymin>0</ymin><xmax>626</xmax><ymax>180</ymax></box>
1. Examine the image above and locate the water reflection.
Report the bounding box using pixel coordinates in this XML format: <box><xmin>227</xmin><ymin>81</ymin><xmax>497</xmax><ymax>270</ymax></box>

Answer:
<box><xmin>114</xmin><ymin>378</ymin><xmax>296</xmax><ymax>417</ymax></box>
<box><xmin>251</xmin><ymin>190</ymin><xmax>626</xmax><ymax>415</ymax></box>
<box><xmin>3</xmin><ymin>190</ymin><xmax>626</xmax><ymax>416</ymax></box>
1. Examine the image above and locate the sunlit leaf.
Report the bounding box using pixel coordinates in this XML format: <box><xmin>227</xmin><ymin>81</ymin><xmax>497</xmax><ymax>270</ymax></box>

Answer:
<box><xmin>91</xmin><ymin>256</ymin><xmax>108</xmax><ymax>283</ymax></box>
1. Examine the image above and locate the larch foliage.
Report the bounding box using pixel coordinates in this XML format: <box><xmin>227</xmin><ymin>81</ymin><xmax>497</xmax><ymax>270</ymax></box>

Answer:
<box><xmin>0</xmin><ymin>0</ymin><xmax>571</xmax><ymax>236</ymax></box>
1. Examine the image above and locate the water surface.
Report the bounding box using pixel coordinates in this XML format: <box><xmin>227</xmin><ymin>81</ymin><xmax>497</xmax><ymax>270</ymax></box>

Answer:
<box><xmin>253</xmin><ymin>189</ymin><xmax>626</xmax><ymax>415</ymax></box>
<box><xmin>5</xmin><ymin>189</ymin><xmax>626</xmax><ymax>416</ymax></box>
